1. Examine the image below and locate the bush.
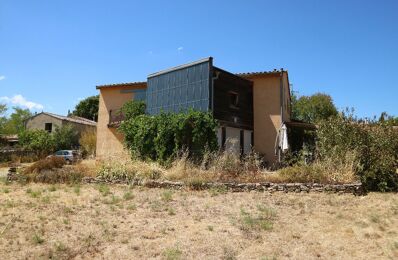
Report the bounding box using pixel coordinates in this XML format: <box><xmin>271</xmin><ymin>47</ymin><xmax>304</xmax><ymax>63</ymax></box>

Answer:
<box><xmin>24</xmin><ymin>157</ymin><xmax>66</xmax><ymax>174</ymax></box>
<box><xmin>79</xmin><ymin>128</ymin><xmax>97</xmax><ymax>157</ymax></box>
<box><xmin>19</xmin><ymin>125</ymin><xmax>79</xmax><ymax>157</ymax></box>
<box><xmin>316</xmin><ymin>115</ymin><xmax>398</xmax><ymax>191</ymax></box>
<box><xmin>120</xmin><ymin>100</ymin><xmax>146</xmax><ymax>120</ymax></box>
<box><xmin>19</xmin><ymin>129</ymin><xmax>55</xmax><ymax>157</ymax></box>
<box><xmin>119</xmin><ymin>108</ymin><xmax>218</xmax><ymax>163</ymax></box>
<box><xmin>53</xmin><ymin>124</ymin><xmax>79</xmax><ymax>151</ymax></box>
<box><xmin>120</xmin><ymin>115</ymin><xmax>158</xmax><ymax>160</ymax></box>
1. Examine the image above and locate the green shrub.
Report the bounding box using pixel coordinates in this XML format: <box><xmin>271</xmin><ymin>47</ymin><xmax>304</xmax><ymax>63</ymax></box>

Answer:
<box><xmin>52</xmin><ymin>124</ymin><xmax>79</xmax><ymax>151</ymax></box>
<box><xmin>19</xmin><ymin>125</ymin><xmax>79</xmax><ymax>157</ymax></box>
<box><xmin>119</xmin><ymin>108</ymin><xmax>218</xmax><ymax>163</ymax></box>
<box><xmin>120</xmin><ymin>115</ymin><xmax>158</xmax><ymax>160</ymax></box>
<box><xmin>19</xmin><ymin>129</ymin><xmax>55</xmax><ymax>156</ymax></box>
<box><xmin>120</xmin><ymin>100</ymin><xmax>146</xmax><ymax>120</ymax></box>
<box><xmin>316</xmin><ymin>115</ymin><xmax>398</xmax><ymax>191</ymax></box>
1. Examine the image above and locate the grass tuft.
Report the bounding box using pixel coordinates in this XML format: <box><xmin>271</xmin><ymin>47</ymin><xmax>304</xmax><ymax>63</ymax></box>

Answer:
<box><xmin>32</xmin><ymin>233</ymin><xmax>45</xmax><ymax>245</ymax></box>
<box><xmin>163</xmin><ymin>247</ymin><xmax>182</xmax><ymax>260</ymax></box>
<box><xmin>161</xmin><ymin>190</ymin><xmax>173</xmax><ymax>202</ymax></box>
<box><xmin>123</xmin><ymin>191</ymin><xmax>134</xmax><ymax>201</ymax></box>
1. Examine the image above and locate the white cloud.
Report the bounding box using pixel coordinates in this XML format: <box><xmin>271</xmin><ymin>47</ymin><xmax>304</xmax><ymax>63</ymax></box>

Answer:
<box><xmin>0</xmin><ymin>75</ymin><xmax>5</xmax><ymax>81</ymax></box>
<box><xmin>0</xmin><ymin>94</ymin><xmax>44</xmax><ymax>110</ymax></box>
<box><xmin>177</xmin><ymin>47</ymin><xmax>184</xmax><ymax>51</ymax></box>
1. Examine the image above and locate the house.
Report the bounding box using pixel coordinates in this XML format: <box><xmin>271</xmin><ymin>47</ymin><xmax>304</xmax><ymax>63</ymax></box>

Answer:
<box><xmin>25</xmin><ymin>112</ymin><xmax>96</xmax><ymax>134</ymax></box>
<box><xmin>96</xmin><ymin>57</ymin><xmax>304</xmax><ymax>165</ymax></box>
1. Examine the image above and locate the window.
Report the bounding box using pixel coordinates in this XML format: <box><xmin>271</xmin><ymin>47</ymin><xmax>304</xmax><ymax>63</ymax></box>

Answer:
<box><xmin>228</xmin><ymin>92</ymin><xmax>239</xmax><ymax>109</ymax></box>
<box><xmin>45</xmin><ymin>123</ymin><xmax>52</xmax><ymax>133</ymax></box>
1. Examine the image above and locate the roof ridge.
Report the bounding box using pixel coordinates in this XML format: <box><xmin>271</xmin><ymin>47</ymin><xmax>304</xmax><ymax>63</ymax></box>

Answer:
<box><xmin>35</xmin><ymin>112</ymin><xmax>96</xmax><ymax>126</ymax></box>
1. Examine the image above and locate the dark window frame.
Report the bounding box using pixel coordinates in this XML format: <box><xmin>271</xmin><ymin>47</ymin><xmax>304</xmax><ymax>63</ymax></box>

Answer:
<box><xmin>45</xmin><ymin>123</ymin><xmax>52</xmax><ymax>133</ymax></box>
<box><xmin>228</xmin><ymin>91</ymin><xmax>239</xmax><ymax>109</ymax></box>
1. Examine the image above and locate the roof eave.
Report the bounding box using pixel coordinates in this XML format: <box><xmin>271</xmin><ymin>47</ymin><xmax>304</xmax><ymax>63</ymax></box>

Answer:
<box><xmin>96</xmin><ymin>82</ymin><xmax>147</xmax><ymax>89</ymax></box>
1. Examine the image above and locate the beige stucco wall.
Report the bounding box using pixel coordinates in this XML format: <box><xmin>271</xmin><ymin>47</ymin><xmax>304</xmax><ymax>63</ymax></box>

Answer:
<box><xmin>96</xmin><ymin>84</ymin><xmax>146</xmax><ymax>160</ymax></box>
<box><xmin>243</xmin><ymin>74</ymin><xmax>282</xmax><ymax>166</ymax></box>
<box><xmin>25</xmin><ymin>113</ymin><xmax>96</xmax><ymax>135</ymax></box>
<box><xmin>26</xmin><ymin>114</ymin><xmax>63</xmax><ymax>132</ymax></box>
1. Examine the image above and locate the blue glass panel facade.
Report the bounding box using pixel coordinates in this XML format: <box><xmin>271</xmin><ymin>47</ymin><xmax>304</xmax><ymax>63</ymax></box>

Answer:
<box><xmin>132</xmin><ymin>89</ymin><xmax>146</xmax><ymax>101</ymax></box>
<box><xmin>146</xmin><ymin>60</ymin><xmax>211</xmax><ymax>115</ymax></box>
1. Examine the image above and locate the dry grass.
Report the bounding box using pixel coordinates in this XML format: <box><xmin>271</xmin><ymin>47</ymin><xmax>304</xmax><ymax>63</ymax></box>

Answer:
<box><xmin>164</xmin><ymin>151</ymin><xmax>270</xmax><ymax>184</ymax></box>
<box><xmin>94</xmin><ymin>149</ymin><xmax>358</xmax><ymax>185</ymax></box>
<box><xmin>276</xmin><ymin>152</ymin><xmax>359</xmax><ymax>184</ymax></box>
<box><xmin>0</xmin><ymin>182</ymin><xmax>397</xmax><ymax>259</ymax></box>
<box><xmin>24</xmin><ymin>157</ymin><xmax>66</xmax><ymax>174</ymax></box>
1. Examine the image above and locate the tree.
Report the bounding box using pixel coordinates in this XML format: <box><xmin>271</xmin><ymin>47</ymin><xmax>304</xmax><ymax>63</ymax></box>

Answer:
<box><xmin>2</xmin><ymin>107</ymin><xmax>32</xmax><ymax>134</ymax></box>
<box><xmin>0</xmin><ymin>104</ymin><xmax>7</xmax><ymax>134</ymax></box>
<box><xmin>52</xmin><ymin>124</ymin><xmax>79</xmax><ymax>150</ymax></box>
<box><xmin>72</xmin><ymin>95</ymin><xmax>99</xmax><ymax>121</ymax></box>
<box><xmin>291</xmin><ymin>92</ymin><xmax>338</xmax><ymax>123</ymax></box>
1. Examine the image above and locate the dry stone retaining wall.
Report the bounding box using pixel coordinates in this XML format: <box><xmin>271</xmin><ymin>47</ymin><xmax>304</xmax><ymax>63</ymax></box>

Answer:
<box><xmin>6</xmin><ymin>168</ymin><xmax>365</xmax><ymax>195</ymax></box>
<box><xmin>82</xmin><ymin>177</ymin><xmax>366</xmax><ymax>195</ymax></box>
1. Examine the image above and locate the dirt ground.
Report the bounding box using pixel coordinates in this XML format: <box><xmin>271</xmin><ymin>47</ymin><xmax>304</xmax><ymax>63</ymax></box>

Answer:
<box><xmin>0</xmin><ymin>182</ymin><xmax>397</xmax><ymax>260</ymax></box>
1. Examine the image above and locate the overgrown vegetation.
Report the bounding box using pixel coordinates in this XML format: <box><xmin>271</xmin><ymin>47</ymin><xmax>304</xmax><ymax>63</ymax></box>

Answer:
<box><xmin>13</xmin><ymin>158</ymin><xmax>96</xmax><ymax>184</ymax></box>
<box><xmin>316</xmin><ymin>113</ymin><xmax>398</xmax><ymax>191</ymax></box>
<box><xmin>18</xmin><ymin>124</ymin><xmax>79</xmax><ymax>157</ymax></box>
<box><xmin>79</xmin><ymin>128</ymin><xmax>96</xmax><ymax>157</ymax></box>
<box><xmin>24</xmin><ymin>157</ymin><xmax>66</xmax><ymax>174</ymax></box>
<box><xmin>282</xmin><ymin>112</ymin><xmax>398</xmax><ymax>191</ymax></box>
<box><xmin>119</xmin><ymin>101</ymin><xmax>218</xmax><ymax>164</ymax></box>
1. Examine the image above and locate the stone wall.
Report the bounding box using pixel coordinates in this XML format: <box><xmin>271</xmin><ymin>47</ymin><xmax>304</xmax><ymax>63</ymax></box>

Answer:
<box><xmin>82</xmin><ymin>177</ymin><xmax>366</xmax><ymax>195</ymax></box>
<box><xmin>6</xmin><ymin>168</ymin><xmax>365</xmax><ymax>195</ymax></box>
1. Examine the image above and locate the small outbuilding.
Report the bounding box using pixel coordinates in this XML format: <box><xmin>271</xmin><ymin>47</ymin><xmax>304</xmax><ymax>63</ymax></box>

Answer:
<box><xmin>25</xmin><ymin>112</ymin><xmax>96</xmax><ymax>134</ymax></box>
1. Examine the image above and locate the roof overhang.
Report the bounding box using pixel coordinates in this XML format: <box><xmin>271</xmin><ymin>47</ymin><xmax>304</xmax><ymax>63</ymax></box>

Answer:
<box><xmin>96</xmin><ymin>82</ymin><xmax>147</xmax><ymax>89</ymax></box>
<box><xmin>285</xmin><ymin>121</ymin><xmax>317</xmax><ymax>130</ymax></box>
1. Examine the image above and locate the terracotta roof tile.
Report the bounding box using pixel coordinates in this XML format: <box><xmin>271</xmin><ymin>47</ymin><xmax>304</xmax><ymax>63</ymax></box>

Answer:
<box><xmin>96</xmin><ymin>81</ymin><xmax>146</xmax><ymax>89</ymax></box>
<box><xmin>34</xmin><ymin>112</ymin><xmax>97</xmax><ymax>126</ymax></box>
<box><xmin>236</xmin><ymin>69</ymin><xmax>285</xmax><ymax>76</ymax></box>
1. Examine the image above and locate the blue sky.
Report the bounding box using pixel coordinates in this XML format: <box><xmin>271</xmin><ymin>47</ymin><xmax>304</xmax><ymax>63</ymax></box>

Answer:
<box><xmin>0</xmin><ymin>0</ymin><xmax>397</xmax><ymax>118</ymax></box>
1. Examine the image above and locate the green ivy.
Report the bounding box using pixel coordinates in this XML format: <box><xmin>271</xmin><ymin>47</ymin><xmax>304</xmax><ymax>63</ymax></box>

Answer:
<box><xmin>119</xmin><ymin>105</ymin><xmax>218</xmax><ymax>164</ymax></box>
